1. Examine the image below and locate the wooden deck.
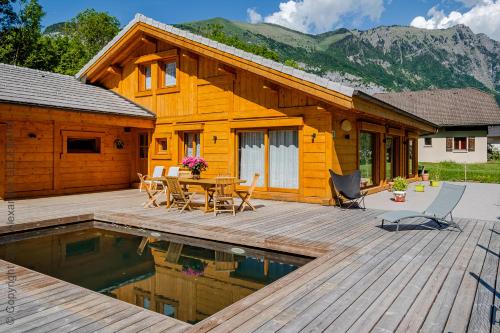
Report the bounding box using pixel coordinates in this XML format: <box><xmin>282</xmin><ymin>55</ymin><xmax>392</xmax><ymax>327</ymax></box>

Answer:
<box><xmin>0</xmin><ymin>189</ymin><xmax>498</xmax><ymax>332</ymax></box>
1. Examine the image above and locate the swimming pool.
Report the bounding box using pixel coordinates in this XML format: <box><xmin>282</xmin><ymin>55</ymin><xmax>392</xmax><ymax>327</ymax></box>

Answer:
<box><xmin>0</xmin><ymin>221</ymin><xmax>311</xmax><ymax>324</ymax></box>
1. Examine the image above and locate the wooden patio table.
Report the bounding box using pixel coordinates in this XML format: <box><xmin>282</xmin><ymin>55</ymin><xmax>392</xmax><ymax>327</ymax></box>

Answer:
<box><xmin>154</xmin><ymin>177</ymin><xmax>246</xmax><ymax>212</ymax></box>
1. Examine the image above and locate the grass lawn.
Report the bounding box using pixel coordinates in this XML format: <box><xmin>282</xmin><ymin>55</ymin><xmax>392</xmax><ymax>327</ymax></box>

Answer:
<box><xmin>421</xmin><ymin>161</ymin><xmax>500</xmax><ymax>184</ymax></box>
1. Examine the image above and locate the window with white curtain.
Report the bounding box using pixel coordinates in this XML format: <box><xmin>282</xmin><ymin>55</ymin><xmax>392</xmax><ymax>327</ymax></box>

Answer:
<box><xmin>238</xmin><ymin>128</ymin><xmax>299</xmax><ymax>190</ymax></box>
<box><xmin>269</xmin><ymin>130</ymin><xmax>299</xmax><ymax>189</ymax></box>
<box><xmin>238</xmin><ymin>132</ymin><xmax>265</xmax><ymax>187</ymax></box>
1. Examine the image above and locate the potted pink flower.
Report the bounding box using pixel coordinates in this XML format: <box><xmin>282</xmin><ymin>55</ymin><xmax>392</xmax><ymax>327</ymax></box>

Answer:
<box><xmin>182</xmin><ymin>156</ymin><xmax>208</xmax><ymax>179</ymax></box>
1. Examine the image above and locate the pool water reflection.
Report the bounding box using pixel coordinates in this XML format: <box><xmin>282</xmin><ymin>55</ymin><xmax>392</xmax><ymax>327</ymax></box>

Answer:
<box><xmin>0</xmin><ymin>222</ymin><xmax>310</xmax><ymax>324</ymax></box>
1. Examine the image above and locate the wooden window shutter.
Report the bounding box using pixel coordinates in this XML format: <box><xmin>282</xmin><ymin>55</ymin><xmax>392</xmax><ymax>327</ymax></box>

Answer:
<box><xmin>446</xmin><ymin>137</ymin><xmax>453</xmax><ymax>152</ymax></box>
<box><xmin>468</xmin><ymin>137</ymin><xmax>475</xmax><ymax>152</ymax></box>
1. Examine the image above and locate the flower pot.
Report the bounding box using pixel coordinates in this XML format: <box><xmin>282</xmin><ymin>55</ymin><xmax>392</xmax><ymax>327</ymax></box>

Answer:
<box><xmin>430</xmin><ymin>180</ymin><xmax>440</xmax><ymax>187</ymax></box>
<box><xmin>393</xmin><ymin>190</ymin><xmax>406</xmax><ymax>202</ymax></box>
<box><xmin>422</xmin><ymin>173</ymin><xmax>429</xmax><ymax>181</ymax></box>
<box><xmin>415</xmin><ymin>184</ymin><xmax>425</xmax><ymax>192</ymax></box>
<box><xmin>191</xmin><ymin>169</ymin><xmax>201</xmax><ymax>179</ymax></box>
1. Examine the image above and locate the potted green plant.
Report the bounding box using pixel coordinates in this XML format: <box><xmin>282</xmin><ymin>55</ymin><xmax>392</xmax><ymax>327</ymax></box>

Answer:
<box><xmin>430</xmin><ymin>165</ymin><xmax>441</xmax><ymax>187</ymax></box>
<box><xmin>392</xmin><ymin>177</ymin><xmax>408</xmax><ymax>202</ymax></box>
<box><xmin>415</xmin><ymin>182</ymin><xmax>425</xmax><ymax>192</ymax></box>
<box><xmin>421</xmin><ymin>166</ymin><xmax>429</xmax><ymax>181</ymax></box>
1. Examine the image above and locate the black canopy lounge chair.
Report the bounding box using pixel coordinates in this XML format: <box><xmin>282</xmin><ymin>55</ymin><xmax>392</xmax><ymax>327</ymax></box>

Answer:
<box><xmin>329</xmin><ymin>169</ymin><xmax>368</xmax><ymax>209</ymax></box>
<box><xmin>378</xmin><ymin>182</ymin><xmax>466</xmax><ymax>232</ymax></box>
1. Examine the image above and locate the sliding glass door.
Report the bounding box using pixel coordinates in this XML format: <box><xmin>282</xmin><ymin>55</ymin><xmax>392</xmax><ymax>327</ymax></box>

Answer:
<box><xmin>238</xmin><ymin>128</ymin><xmax>299</xmax><ymax>190</ymax></box>
<box><xmin>359</xmin><ymin>132</ymin><xmax>376</xmax><ymax>187</ymax></box>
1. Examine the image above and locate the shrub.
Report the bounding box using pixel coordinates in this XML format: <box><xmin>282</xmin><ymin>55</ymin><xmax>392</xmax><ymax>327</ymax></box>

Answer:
<box><xmin>392</xmin><ymin>176</ymin><xmax>408</xmax><ymax>192</ymax></box>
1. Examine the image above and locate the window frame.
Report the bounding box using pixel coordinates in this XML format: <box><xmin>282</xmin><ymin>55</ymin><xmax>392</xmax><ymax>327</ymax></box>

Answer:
<box><xmin>179</xmin><ymin>131</ymin><xmax>202</xmax><ymax>162</ymax></box>
<box><xmin>62</xmin><ymin>131</ymin><xmax>104</xmax><ymax>158</ymax></box>
<box><xmin>424</xmin><ymin>137</ymin><xmax>432</xmax><ymax>147</ymax></box>
<box><xmin>157</xmin><ymin>56</ymin><xmax>180</xmax><ymax>94</ymax></box>
<box><xmin>235</xmin><ymin>127</ymin><xmax>300</xmax><ymax>193</ymax></box>
<box><xmin>152</xmin><ymin>133</ymin><xmax>172</xmax><ymax>160</ymax></box>
<box><xmin>137</xmin><ymin>63</ymin><xmax>153</xmax><ymax>93</ymax></box>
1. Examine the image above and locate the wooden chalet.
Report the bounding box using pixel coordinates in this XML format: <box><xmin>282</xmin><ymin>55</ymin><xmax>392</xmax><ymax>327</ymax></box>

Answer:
<box><xmin>1</xmin><ymin>14</ymin><xmax>436</xmax><ymax>203</ymax></box>
<box><xmin>0</xmin><ymin>64</ymin><xmax>155</xmax><ymax>199</ymax></box>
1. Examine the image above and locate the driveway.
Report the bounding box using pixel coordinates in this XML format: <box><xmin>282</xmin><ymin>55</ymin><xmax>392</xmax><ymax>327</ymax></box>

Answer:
<box><xmin>365</xmin><ymin>181</ymin><xmax>500</xmax><ymax>221</ymax></box>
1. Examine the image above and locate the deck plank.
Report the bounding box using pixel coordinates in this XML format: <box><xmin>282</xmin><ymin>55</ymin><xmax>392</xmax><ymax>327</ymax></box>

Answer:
<box><xmin>0</xmin><ymin>189</ymin><xmax>496</xmax><ymax>333</ymax></box>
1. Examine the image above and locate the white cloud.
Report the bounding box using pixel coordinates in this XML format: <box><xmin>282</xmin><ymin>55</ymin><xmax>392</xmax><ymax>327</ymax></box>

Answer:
<box><xmin>247</xmin><ymin>0</ymin><xmax>385</xmax><ymax>34</ymax></box>
<box><xmin>410</xmin><ymin>0</ymin><xmax>500</xmax><ymax>41</ymax></box>
<box><xmin>456</xmin><ymin>0</ymin><xmax>488</xmax><ymax>7</ymax></box>
<box><xmin>247</xmin><ymin>8</ymin><xmax>263</xmax><ymax>24</ymax></box>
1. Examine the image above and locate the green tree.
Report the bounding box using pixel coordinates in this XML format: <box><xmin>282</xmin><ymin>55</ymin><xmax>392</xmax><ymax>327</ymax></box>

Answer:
<box><xmin>52</xmin><ymin>9</ymin><xmax>120</xmax><ymax>75</ymax></box>
<box><xmin>0</xmin><ymin>0</ymin><xmax>44</xmax><ymax>66</ymax></box>
<box><xmin>0</xmin><ymin>0</ymin><xmax>17</xmax><ymax>31</ymax></box>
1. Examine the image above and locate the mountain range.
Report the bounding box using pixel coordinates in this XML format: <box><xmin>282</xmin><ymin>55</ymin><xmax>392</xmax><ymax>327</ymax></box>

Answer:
<box><xmin>175</xmin><ymin>18</ymin><xmax>499</xmax><ymax>103</ymax></box>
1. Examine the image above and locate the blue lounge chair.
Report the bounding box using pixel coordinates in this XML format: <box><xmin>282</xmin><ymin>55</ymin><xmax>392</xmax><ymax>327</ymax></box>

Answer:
<box><xmin>378</xmin><ymin>182</ymin><xmax>466</xmax><ymax>232</ymax></box>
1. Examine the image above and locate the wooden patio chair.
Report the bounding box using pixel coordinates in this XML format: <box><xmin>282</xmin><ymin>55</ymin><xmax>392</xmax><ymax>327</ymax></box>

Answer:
<box><xmin>167</xmin><ymin>166</ymin><xmax>180</xmax><ymax>177</ymax></box>
<box><xmin>213</xmin><ymin>176</ymin><xmax>236</xmax><ymax>216</ymax></box>
<box><xmin>139</xmin><ymin>166</ymin><xmax>165</xmax><ymax>192</ymax></box>
<box><xmin>165</xmin><ymin>176</ymin><xmax>195</xmax><ymax>213</ymax></box>
<box><xmin>236</xmin><ymin>173</ymin><xmax>260</xmax><ymax>212</ymax></box>
<box><xmin>138</xmin><ymin>173</ymin><xmax>163</xmax><ymax>208</ymax></box>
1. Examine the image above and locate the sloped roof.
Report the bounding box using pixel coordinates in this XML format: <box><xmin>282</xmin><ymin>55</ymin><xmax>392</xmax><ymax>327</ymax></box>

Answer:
<box><xmin>0</xmin><ymin>63</ymin><xmax>154</xmax><ymax>118</ymax></box>
<box><xmin>76</xmin><ymin>13</ymin><xmax>355</xmax><ymax>97</ymax></box>
<box><xmin>374</xmin><ymin>88</ymin><xmax>500</xmax><ymax>126</ymax></box>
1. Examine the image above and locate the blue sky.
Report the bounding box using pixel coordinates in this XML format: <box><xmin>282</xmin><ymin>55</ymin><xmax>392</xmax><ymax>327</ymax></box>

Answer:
<box><xmin>38</xmin><ymin>0</ymin><xmax>500</xmax><ymax>40</ymax></box>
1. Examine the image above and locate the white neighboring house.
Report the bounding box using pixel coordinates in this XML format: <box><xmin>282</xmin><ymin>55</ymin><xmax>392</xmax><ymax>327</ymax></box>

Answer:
<box><xmin>375</xmin><ymin>88</ymin><xmax>500</xmax><ymax>163</ymax></box>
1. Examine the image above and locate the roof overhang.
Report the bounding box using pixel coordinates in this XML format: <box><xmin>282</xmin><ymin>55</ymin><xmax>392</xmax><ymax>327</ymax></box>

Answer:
<box><xmin>352</xmin><ymin>91</ymin><xmax>437</xmax><ymax>133</ymax></box>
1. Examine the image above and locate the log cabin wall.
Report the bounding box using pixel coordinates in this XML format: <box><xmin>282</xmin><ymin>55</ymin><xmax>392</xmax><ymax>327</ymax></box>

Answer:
<box><xmin>0</xmin><ymin>103</ymin><xmax>154</xmax><ymax>199</ymax></box>
<box><xmin>95</xmin><ymin>38</ymin><xmax>426</xmax><ymax>204</ymax></box>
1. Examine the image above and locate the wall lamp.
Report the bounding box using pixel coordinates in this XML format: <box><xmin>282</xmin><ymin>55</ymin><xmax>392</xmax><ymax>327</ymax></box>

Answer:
<box><xmin>311</xmin><ymin>132</ymin><xmax>317</xmax><ymax>143</ymax></box>
<box><xmin>213</xmin><ymin>135</ymin><xmax>218</xmax><ymax>144</ymax></box>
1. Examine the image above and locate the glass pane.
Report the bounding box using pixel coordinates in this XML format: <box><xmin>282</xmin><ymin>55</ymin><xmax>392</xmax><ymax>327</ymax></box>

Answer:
<box><xmin>144</xmin><ymin>65</ymin><xmax>151</xmax><ymax>90</ymax></box>
<box><xmin>269</xmin><ymin>130</ymin><xmax>299</xmax><ymax>189</ymax></box>
<box><xmin>163</xmin><ymin>304</ymin><xmax>176</xmax><ymax>317</ymax></box>
<box><xmin>238</xmin><ymin>132</ymin><xmax>265</xmax><ymax>187</ymax></box>
<box><xmin>184</xmin><ymin>133</ymin><xmax>201</xmax><ymax>157</ymax></box>
<box><xmin>139</xmin><ymin>134</ymin><xmax>148</xmax><ymax>158</ymax></box>
<box><xmin>195</xmin><ymin>133</ymin><xmax>200</xmax><ymax>157</ymax></box>
<box><xmin>385</xmin><ymin>137</ymin><xmax>393</xmax><ymax>180</ymax></box>
<box><xmin>143</xmin><ymin>296</ymin><xmax>150</xmax><ymax>309</ymax></box>
<box><xmin>165</xmin><ymin>62</ymin><xmax>176</xmax><ymax>86</ymax></box>
<box><xmin>408</xmin><ymin>139</ymin><xmax>414</xmax><ymax>175</ymax></box>
<box><xmin>360</xmin><ymin>132</ymin><xmax>375</xmax><ymax>186</ymax></box>
<box><xmin>184</xmin><ymin>133</ymin><xmax>193</xmax><ymax>157</ymax></box>
<box><xmin>454</xmin><ymin>137</ymin><xmax>466</xmax><ymax>150</ymax></box>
